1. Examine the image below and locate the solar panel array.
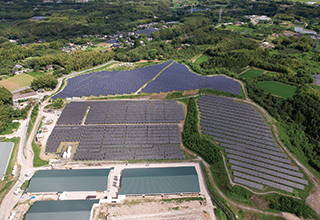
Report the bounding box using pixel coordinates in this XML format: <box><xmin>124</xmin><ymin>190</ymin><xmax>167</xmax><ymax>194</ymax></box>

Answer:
<box><xmin>52</xmin><ymin>61</ymin><xmax>241</xmax><ymax>99</ymax></box>
<box><xmin>142</xmin><ymin>62</ymin><xmax>241</xmax><ymax>95</ymax></box>
<box><xmin>56</xmin><ymin>100</ymin><xmax>184</xmax><ymax>125</ymax></box>
<box><xmin>52</xmin><ymin>61</ymin><xmax>173</xmax><ymax>99</ymax></box>
<box><xmin>198</xmin><ymin>95</ymin><xmax>307</xmax><ymax>193</ymax></box>
<box><xmin>46</xmin><ymin>100</ymin><xmax>185</xmax><ymax>160</ymax></box>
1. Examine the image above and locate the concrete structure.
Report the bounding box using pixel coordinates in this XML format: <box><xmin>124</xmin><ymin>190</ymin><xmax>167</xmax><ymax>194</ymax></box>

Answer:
<box><xmin>12</xmin><ymin>92</ymin><xmax>38</xmax><ymax>102</ymax></box>
<box><xmin>0</xmin><ymin>142</ymin><xmax>14</xmax><ymax>180</ymax></box>
<box><xmin>25</xmin><ymin>200</ymin><xmax>99</xmax><ymax>220</ymax></box>
<box><xmin>119</xmin><ymin>167</ymin><xmax>200</xmax><ymax>196</ymax></box>
<box><xmin>27</xmin><ymin>168</ymin><xmax>112</xmax><ymax>193</ymax></box>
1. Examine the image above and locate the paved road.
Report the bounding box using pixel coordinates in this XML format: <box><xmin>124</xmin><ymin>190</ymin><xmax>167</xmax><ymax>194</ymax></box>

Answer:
<box><xmin>0</xmin><ymin>107</ymin><xmax>34</xmax><ymax>220</ymax></box>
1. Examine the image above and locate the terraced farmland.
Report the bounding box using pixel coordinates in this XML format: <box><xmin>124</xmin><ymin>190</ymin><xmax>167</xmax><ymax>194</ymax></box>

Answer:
<box><xmin>198</xmin><ymin>95</ymin><xmax>307</xmax><ymax>193</ymax></box>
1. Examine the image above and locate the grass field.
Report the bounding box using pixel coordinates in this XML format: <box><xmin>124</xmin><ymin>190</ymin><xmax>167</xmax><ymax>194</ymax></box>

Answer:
<box><xmin>256</xmin><ymin>81</ymin><xmax>297</xmax><ymax>98</ymax></box>
<box><xmin>27</xmin><ymin>71</ymin><xmax>46</xmax><ymax>78</ymax></box>
<box><xmin>195</xmin><ymin>54</ymin><xmax>210</xmax><ymax>64</ymax></box>
<box><xmin>0</xmin><ymin>79</ymin><xmax>20</xmax><ymax>90</ymax></box>
<box><xmin>7</xmin><ymin>74</ymin><xmax>34</xmax><ymax>88</ymax></box>
<box><xmin>240</xmin><ymin>69</ymin><xmax>265</xmax><ymax>79</ymax></box>
<box><xmin>87</xmin><ymin>42</ymin><xmax>111</xmax><ymax>52</ymax></box>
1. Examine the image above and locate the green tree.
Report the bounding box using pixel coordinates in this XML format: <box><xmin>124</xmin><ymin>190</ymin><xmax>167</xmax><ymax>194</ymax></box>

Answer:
<box><xmin>31</xmin><ymin>75</ymin><xmax>58</xmax><ymax>90</ymax></box>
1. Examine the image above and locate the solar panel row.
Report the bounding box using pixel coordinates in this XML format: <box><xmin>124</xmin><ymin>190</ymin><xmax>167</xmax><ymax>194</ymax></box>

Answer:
<box><xmin>52</xmin><ymin>61</ymin><xmax>173</xmax><ymax>99</ymax></box>
<box><xmin>47</xmin><ymin>124</ymin><xmax>181</xmax><ymax>152</ymax></box>
<box><xmin>229</xmin><ymin>160</ymin><xmax>305</xmax><ymax>182</ymax></box>
<box><xmin>74</xmin><ymin>144</ymin><xmax>185</xmax><ymax>160</ymax></box>
<box><xmin>53</xmin><ymin>61</ymin><xmax>242</xmax><ymax>99</ymax></box>
<box><xmin>233</xmin><ymin>171</ymin><xmax>293</xmax><ymax>193</ymax></box>
<box><xmin>231</xmin><ymin>165</ymin><xmax>305</xmax><ymax>190</ymax></box>
<box><xmin>233</xmin><ymin>177</ymin><xmax>264</xmax><ymax>190</ymax></box>
<box><xmin>56</xmin><ymin>100</ymin><xmax>184</xmax><ymax>125</ymax></box>
<box><xmin>198</xmin><ymin>95</ymin><xmax>305</xmax><ymax>192</ymax></box>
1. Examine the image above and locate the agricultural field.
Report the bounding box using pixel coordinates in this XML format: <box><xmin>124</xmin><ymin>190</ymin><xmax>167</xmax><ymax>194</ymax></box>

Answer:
<box><xmin>240</xmin><ymin>69</ymin><xmax>265</xmax><ymax>79</ymax></box>
<box><xmin>0</xmin><ymin>74</ymin><xmax>34</xmax><ymax>90</ymax></box>
<box><xmin>27</xmin><ymin>71</ymin><xmax>46</xmax><ymax>78</ymax></box>
<box><xmin>255</xmin><ymin>81</ymin><xmax>297</xmax><ymax>98</ymax></box>
<box><xmin>195</xmin><ymin>54</ymin><xmax>210</xmax><ymax>64</ymax></box>
<box><xmin>87</xmin><ymin>42</ymin><xmax>111</xmax><ymax>52</ymax></box>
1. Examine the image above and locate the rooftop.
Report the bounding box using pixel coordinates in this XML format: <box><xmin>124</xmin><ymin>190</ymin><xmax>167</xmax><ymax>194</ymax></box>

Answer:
<box><xmin>25</xmin><ymin>200</ymin><xmax>99</xmax><ymax>220</ymax></box>
<box><xmin>119</xmin><ymin>166</ymin><xmax>200</xmax><ymax>195</ymax></box>
<box><xmin>27</xmin><ymin>168</ymin><xmax>112</xmax><ymax>193</ymax></box>
<box><xmin>0</xmin><ymin>142</ymin><xmax>14</xmax><ymax>179</ymax></box>
<box><xmin>134</xmin><ymin>28</ymin><xmax>159</xmax><ymax>37</ymax></box>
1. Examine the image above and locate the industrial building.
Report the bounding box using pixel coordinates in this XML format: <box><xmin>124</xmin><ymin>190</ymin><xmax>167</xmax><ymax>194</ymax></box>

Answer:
<box><xmin>119</xmin><ymin>166</ymin><xmax>200</xmax><ymax>196</ymax></box>
<box><xmin>0</xmin><ymin>142</ymin><xmax>14</xmax><ymax>180</ymax></box>
<box><xmin>24</xmin><ymin>200</ymin><xmax>99</xmax><ymax>220</ymax></box>
<box><xmin>27</xmin><ymin>168</ymin><xmax>112</xmax><ymax>193</ymax></box>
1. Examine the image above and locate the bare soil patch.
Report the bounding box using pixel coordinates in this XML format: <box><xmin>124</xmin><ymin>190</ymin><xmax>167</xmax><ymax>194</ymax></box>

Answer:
<box><xmin>150</xmin><ymin>93</ymin><xmax>167</xmax><ymax>99</ymax></box>
<box><xmin>0</xmin><ymin>79</ymin><xmax>20</xmax><ymax>90</ymax></box>
<box><xmin>94</xmin><ymin>197</ymin><xmax>208</xmax><ymax>220</ymax></box>
<box><xmin>284</xmin><ymin>30</ymin><xmax>297</xmax><ymax>36</ymax></box>
<box><xmin>137</xmin><ymin>59</ymin><xmax>160</xmax><ymax>63</ymax></box>
<box><xmin>250</xmin><ymin>195</ymin><xmax>269</xmax><ymax>209</ymax></box>
<box><xmin>183</xmin><ymin>89</ymin><xmax>199</xmax><ymax>96</ymax></box>
<box><xmin>280</xmin><ymin>212</ymin><xmax>300</xmax><ymax>220</ymax></box>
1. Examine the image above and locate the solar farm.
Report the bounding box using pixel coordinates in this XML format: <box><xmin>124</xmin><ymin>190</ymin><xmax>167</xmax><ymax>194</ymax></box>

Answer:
<box><xmin>52</xmin><ymin>61</ymin><xmax>241</xmax><ymax>99</ymax></box>
<box><xmin>46</xmin><ymin>100</ymin><xmax>186</xmax><ymax>160</ymax></box>
<box><xmin>198</xmin><ymin>95</ymin><xmax>307</xmax><ymax>193</ymax></box>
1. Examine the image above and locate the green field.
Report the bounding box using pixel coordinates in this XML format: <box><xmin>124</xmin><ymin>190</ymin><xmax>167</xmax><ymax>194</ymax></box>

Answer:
<box><xmin>27</xmin><ymin>71</ymin><xmax>46</xmax><ymax>78</ymax></box>
<box><xmin>195</xmin><ymin>54</ymin><xmax>210</xmax><ymax>64</ymax></box>
<box><xmin>256</xmin><ymin>81</ymin><xmax>297</xmax><ymax>98</ymax></box>
<box><xmin>7</xmin><ymin>74</ymin><xmax>34</xmax><ymax>87</ymax></box>
<box><xmin>240</xmin><ymin>69</ymin><xmax>265</xmax><ymax>79</ymax></box>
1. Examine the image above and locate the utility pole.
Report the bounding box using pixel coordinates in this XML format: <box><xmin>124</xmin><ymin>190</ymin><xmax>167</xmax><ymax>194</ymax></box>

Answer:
<box><xmin>191</xmin><ymin>4</ymin><xmax>193</xmax><ymax>13</ymax></box>
<box><xmin>131</xmin><ymin>0</ymin><xmax>133</xmax><ymax>8</ymax></box>
<box><xmin>218</xmin><ymin>7</ymin><xmax>222</xmax><ymax>24</ymax></box>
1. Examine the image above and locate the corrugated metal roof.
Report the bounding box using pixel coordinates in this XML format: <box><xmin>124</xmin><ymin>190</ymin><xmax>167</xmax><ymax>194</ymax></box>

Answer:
<box><xmin>25</xmin><ymin>200</ymin><xmax>98</xmax><ymax>220</ymax></box>
<box><xmin>119</xmin><ymin>167</ymin><xmax>200</xmax><ymax>195</ymax></box>
<box><xmin>0</xmin><ymin>142</ymin><xmax>14</xmax><ymax>179</ymax></box>
<box><xmin>27</xmin><ymin>169</ymin><xmax>111</xmax><ymax>193</ymax></box>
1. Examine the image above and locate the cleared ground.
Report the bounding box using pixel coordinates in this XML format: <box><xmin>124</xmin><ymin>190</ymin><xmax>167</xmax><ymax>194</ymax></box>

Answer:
<box><xmin>0</xmin><ymin>74</ymin><xmax>35</xmax><ymax>90</ymax></box>
<box><xmin>8</xmin><ymin>74</ymin><xmax>34</xmax><ymax>87</ymax></box>
<box><xmin>240</xmin><ymin>69</ymin><xmax>264</xmax><ymax>79</ymax></box>
<box><xmin>0</xmin><ymin>79</ymin><xmax>20</xmax><ymax>90</ymax></box>
<box><xmin>88</xmin><ymin>43</ymin><xmax>111</xmax><ymax>52</ymax></box>
<box><xmin>255</xmin><ymin>81</ymin><xmax>297</xmax><ymax>98</ymax></box>
<box><xmin>195</xmin><ymin>55</ymin><xmax>210</xmax><ymax>64</ymax></box>
<box><xmin>96</xmin><ymin>197</ymin><xmax>210</xmax><ymax>220</ymax></box>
